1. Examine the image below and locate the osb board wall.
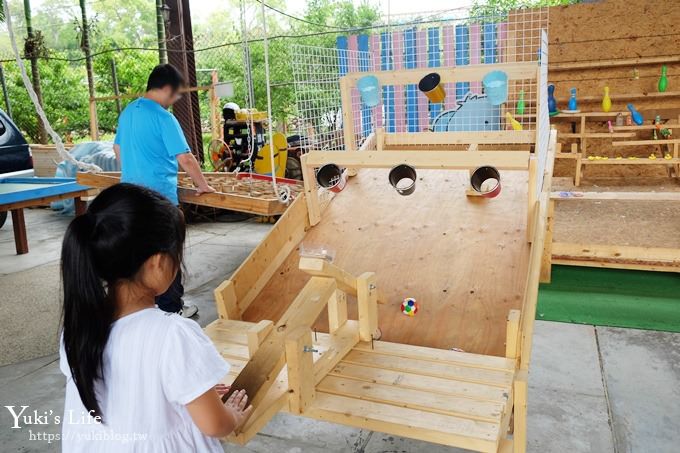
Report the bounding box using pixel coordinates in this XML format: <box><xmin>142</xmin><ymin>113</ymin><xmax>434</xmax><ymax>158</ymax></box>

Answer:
<box><xmin>547</xmin><ymin>0</ymin><xmax>680</xmax><ymax>178</ymax></box>
<box><xmin>549</xmin><ymin>0</ymin><xmax>680</xmax><ymax>108</ymax></box>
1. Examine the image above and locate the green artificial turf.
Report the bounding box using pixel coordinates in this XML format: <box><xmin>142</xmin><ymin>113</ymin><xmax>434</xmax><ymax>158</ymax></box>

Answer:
<box><xmin>537</xmin><ymin>265</ymin><xmax>680</xmax><ymax>332</ymax></box>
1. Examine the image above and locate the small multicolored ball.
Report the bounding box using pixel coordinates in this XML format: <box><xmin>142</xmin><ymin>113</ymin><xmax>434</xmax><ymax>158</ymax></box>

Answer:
<box><xmin>401</xmin><ymin>298</ymin><xmax>418</xmax><ymax>316</ymax></box>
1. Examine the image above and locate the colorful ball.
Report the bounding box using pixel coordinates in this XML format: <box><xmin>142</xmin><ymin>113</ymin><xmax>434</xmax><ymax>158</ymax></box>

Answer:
<box><xmin>400</xmin><ymin>298</ymin><xmax>418</xmax><ymax>316</ymax></box>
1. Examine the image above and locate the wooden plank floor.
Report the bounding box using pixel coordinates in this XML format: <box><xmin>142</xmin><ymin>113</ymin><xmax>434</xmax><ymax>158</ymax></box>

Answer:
<box><xmin>242</xmin><ymin>168</ymin><xmax>531</xmax><ymax>356</ymax></box>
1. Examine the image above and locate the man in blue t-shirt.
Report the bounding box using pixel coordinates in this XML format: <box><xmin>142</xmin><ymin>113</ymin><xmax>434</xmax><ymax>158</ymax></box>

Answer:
<box><xmin>114</xmin><ymin>64</ymin><xmax>215</xmax><ymax>318</ymax></box>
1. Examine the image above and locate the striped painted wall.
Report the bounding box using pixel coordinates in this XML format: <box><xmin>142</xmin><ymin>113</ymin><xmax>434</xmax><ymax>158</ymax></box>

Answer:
<box><xmin>336</xmin><ymin>22</ymin><xmax>508</xmax><ymax>136</ymax></box>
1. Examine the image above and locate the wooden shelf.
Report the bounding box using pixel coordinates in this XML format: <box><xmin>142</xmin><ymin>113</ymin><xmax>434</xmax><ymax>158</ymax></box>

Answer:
<box><xmin>613</xmin><ymin>123</ymin><xmax>680</xmax><ymax>131</ymax></box>
<box><xmin>550</xmin><ymin>55</ymin><xmax>680</xmax><ymax>72</ymax></box>
<box><xmin>559</xmin><ymin>132</ymin><xmax>636</xmax><ymax>139</ymax></box>
<box><xmin>553</xmin><ymin>112</ymin><xmax>630</xmax><ymax>119</ymax></box>
<box><xmin>612</xmin><ymin>139</ymin><xmax>680</xmax><ymax>146</ymax></box>
<box><xmin>556</xmin><ymin>91</ymin><xmax>680</xmax><ymax>104</ymax></box>
<box><xmin>581</xmin><ymin>157</ymin><xmax>680</xmax><ymax>165</ymax></box>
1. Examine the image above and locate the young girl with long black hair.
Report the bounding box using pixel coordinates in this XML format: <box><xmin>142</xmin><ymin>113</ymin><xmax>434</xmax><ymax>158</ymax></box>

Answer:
<box><xmin>59</xmin><ymin>183</ymin><xmax>251</xmax><ymax>452</ymax></box>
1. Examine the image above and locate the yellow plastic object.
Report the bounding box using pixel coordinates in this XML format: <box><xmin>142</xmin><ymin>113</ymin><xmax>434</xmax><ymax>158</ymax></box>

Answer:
<box><xmin>602</xmin><ymin>86</ymin><xmax>612</xmax><ymax>113</ymax></box>
<box><xmin>235</xmin><ymin>109</ymin><xmax>268</xmax><ymax>122</ymax></box>
<box><xmin>505</xmin><ymin>112</ymin><xmax>523</xmax><ymax>131</ymax></box>
<box><xmin>254</xmin><ymin>132</ymin><xmax>288</xmax><ymax>178</ymax></box>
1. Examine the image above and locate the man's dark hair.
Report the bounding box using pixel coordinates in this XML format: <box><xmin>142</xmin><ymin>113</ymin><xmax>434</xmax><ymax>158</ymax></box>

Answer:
<box><xmin>146</xmin><ymin>64</ymin><xmax>185</xmax><ymax>92</ymax></box>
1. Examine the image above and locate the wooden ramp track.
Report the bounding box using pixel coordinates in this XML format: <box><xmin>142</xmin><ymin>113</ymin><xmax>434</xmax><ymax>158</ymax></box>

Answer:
<box><xmin>206</xmin><ymin>318</ymin><xmax>516</xmax><ymax>453</ymax></box>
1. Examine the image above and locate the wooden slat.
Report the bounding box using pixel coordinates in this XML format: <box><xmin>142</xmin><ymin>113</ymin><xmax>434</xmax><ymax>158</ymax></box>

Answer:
<box><xmin>340</xmin><ymin>61</ymin><xmax>537</xmax><ymax>85</ymax></box>
<box><xmin>205</xmin><ymin>319</ymin><xmax>259</xmax><ymax>333</ymax></box>
<box><xmin>612</xmin><ymin>139</ymin><xmax>680</xmax><ymax>146</ymax></box>
<box><xmin>352</xmin><ymin>340</ymin><xmax>515</xmax><ymax>371</ymax></box>
<box><xmin>558</xmin><ymin>132</ymin><xmax>636</xmax><ymax>138</ymax></box>
<box><xmin>317</xmin><ymin>375</ymin><xmax>505</xmax><ymax>423</ymax></box>
<box><xmin>384</xmin><ymin>130</ymin><xmax>536</xmax><ymax>145</ymax></box>
<box><xmin>214</xmin><ymin>343</ymin><xmax>251</xmax><ymax>360</ymax></box>
<box><xmin>581</xmin><ymin>158</ymin><xmax>680</xmax><ymax>164</ymax></box>
<box><xmin>551</xmin><ymin>191</ymin><xmax>680</xmax><ymax>201</ymax></box>
<box><xmin>342</xmin><ymin>350</ymin><xmax>513</xmax><ymax>387</ymax></box>
<box><xmin>552</xmin><ymin>242</ymin><xmax>680</xmax><ymax>270</ymax></box>
<box><xmin>299</xmin><ymin>257</ymin><xmax>358</xmax><ymax>295</ymax></box>
<box><xmin>307</xmin><ymin>393</ymin><xmax>500</xmax><ymax>452</ymax></box>
<box><xmin>329</xmin><ymin>362</ymin><xmax>510</xmax><ymax>402</ymax></box>
<box><xmin>312</xmin><ymin>321</ymin><xmax>360</xmax><ymax>384</ymax></box>
<box><xmin>205</xmin><ymin>327</ymin><xmax>249</xmax><ymax>346</ymax></box>
<box><xmin>305</xmin><ymin>150</ymin><xmax>530</xmax><ymax>171</ymax></box>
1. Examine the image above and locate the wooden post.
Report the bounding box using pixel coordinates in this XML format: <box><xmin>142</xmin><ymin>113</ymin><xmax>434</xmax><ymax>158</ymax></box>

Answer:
<box><xmin>11</xmin><ymin>209</ymin><xmax>28</xmax><ymax>255</ymax></box>
<box><xmin>300</xmin><ymin>153</ymin><xmax>321</xmax><ymax>225</ymax></box>
<box><xmin>214</xmin><ymin>280</ymin><xmax>240</xmax><ymax>320</ymax></box>
<box><xmin>513</xmin><ymin>371</ymin><xmax>528</xmax><ymax>453</ymax></box>
<box><xmin>89</xmin><ymin>98</ymin><xmax>99</xmax><ymax>141</ymax></box>
<box><xmin>285</xmin><ymin>327</ymin><xmax>316</xmax><ymax>414</ymax></box>
<box><xmin>340</xmin><ymin>77</ymin><xmax>357</xmax><ymax>151</ymax></box>
<box><xmin>357</xmin><ymin>272</ymin><xmax>378</xmax><ymax>342</ymax></box>
<box><xmin>539</xmin><ymin>199</ymin><xmax>555</xmax><ymax>283</ymax></box>
<box><xmin>74</xmin><ymin>197</ymin><xmax>87</xmax><ymax>217</ymax></box>
<box><xmin>247</xmin><ymin>320</ymin><xmax>274</xmax><ymax>356</ymax></box>
<box><xmin>376</xmin><ymin>127</ymin><xmax>385</xmax><ymax>152</ymax></box>
<box><xmin>526</xmin><ymin>156</ymin><xmax>537</xmax><ymax>242</ymax></box>
<box><xmin>327</xmin><ymin>290</ymin><xmax>348</xmax><ymax>334</ymax></box>
<box><xmin>505</xmin><ymin>309</ymin><xmax>521</xmax><ymax>359</ymax></box>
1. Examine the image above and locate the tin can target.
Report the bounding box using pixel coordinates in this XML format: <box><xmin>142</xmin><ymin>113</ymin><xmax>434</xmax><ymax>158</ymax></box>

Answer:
<box><xmin>388</xmin><ymin>164</ymin><xmax>417</xmax><ymax>196</ymax></box>
<box><xmin>470</xmin><ymin>166</ymin><xmax>501</xmax><ymax>198</ymax></box>
<box><xmin>316</xmin><ymin>164</ymin><xmax>347</xmax><ymax>193</ymax></box>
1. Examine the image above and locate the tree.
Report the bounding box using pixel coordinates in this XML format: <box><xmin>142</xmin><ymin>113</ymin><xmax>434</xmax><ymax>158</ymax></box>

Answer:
<box><xmin>470</xmin><ymin>0</ymin><xmax>582</xmax><ymax>17</ymax></box>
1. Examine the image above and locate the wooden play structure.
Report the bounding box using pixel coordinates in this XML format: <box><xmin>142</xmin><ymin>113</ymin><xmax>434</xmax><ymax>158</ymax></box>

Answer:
<box><xmin>76</xmin><ymin>172</ymin><xmax>303</xmax><ymax>216</ymax></box>
<box><xmin>205</xmin><ymin>16</ymin><xmax>555</xmax><ymax>452</ymax></box>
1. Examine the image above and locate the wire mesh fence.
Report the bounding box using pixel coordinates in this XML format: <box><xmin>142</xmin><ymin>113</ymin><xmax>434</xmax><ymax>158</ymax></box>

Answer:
<box><xmin>0</xmin><ymin>1</ymin><xmax>549</xmax><ymax>157</ymax></box>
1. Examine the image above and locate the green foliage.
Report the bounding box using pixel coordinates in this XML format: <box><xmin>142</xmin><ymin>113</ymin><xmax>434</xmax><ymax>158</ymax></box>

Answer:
<box><xmin>470</xmin><ymin>0</ymin><xmax>582</xmax><ymax>17</ymax></box>
<box><xmin>5</xmin><ymin>58</ymin><xmax>88</xmax><ymax>142</ymax></box>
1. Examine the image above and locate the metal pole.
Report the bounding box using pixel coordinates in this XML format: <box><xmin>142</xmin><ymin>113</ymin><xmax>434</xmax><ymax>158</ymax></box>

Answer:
<box><xmin>156</xmin><ymin>0</ymin><xmax>168</xmax><ymax>64</ymax></box>
<box><xmin>0</xmin><ymin>63</ymin><xmax>13</xmax><ymax>118</ymax></box>
<box><xmin>110</xmin><ymin>59</ymin><xmax>121</xmax><ymax>115</ymax></box>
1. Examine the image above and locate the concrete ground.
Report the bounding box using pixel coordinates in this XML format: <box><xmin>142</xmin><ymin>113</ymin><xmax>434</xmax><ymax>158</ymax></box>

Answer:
<box><xmin>1</xmin><ymin>208</ymin><xmax>679</xmax><ymax>452</ymax></box>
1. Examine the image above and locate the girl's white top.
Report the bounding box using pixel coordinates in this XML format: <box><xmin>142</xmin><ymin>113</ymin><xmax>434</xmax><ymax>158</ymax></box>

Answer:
<box><xmin>59</xmin><ymin>308</ymin><xmax>230</xmax><ymax>452</ymax></box>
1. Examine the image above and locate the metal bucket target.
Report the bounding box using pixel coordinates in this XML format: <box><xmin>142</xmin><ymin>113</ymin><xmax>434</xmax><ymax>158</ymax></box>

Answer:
<box><xmin>470</xmin><ymin>166</ymin><xmax>501</xmax><ymax>198</ymax></box>
<box><xmin>388</xmin><ymin>164</ymin><xmax>417</xmax><ymax>196</ymax></box>
<box><xmin>316</xmin><ymin>164</ymin><xmax>347</xmax><ymax>193</ymax></box>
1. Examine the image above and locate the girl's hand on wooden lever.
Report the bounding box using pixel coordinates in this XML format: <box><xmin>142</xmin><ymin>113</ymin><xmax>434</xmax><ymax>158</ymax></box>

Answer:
<box><xmin>225</xmin><ymin>389</ymin><xmax>253</xmax><ymax>434</ymax></box>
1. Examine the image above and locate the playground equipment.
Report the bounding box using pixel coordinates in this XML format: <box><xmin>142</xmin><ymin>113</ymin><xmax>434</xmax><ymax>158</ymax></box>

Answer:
<box><xmin>207</xmin><ymin>10</ymin><xmax>553</xmax><ymax>453</ymax></box>
<box><xmin>418</xmin><ymin>72</ymin><xmax>446</xmax><ymax>103</ymax></box>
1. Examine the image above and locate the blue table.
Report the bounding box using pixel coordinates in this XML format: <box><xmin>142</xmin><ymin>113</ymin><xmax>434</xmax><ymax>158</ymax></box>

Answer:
<box><xmin>0</xmin><ymin>177</ymin><xmax>91</xmax><ymax>254</ymax></box>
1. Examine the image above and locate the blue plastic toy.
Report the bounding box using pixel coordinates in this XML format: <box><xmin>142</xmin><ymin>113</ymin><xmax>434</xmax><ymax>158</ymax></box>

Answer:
<box><xmin>357</xmin><ymin>75</ymin><xmax>381</xmax><ymax>107</ymax></box>
<box><xmin>627</xmin><ymin>103</ymin><xmax>644</xmax><ymax>125</ymax></box>
<box><xmin>548</xmin><ymin>84</ymin><xmax>558</xmax><ymax>115</ymax></box>
<box><xmin>568</xmin><ymin>88</ymin><xmax>578</xmax><ymax>111</ymax></box>
<box><xmin>482</xmin><ymin>71</ymin><xmax>508</xmax><ymax>106</ymax></box>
